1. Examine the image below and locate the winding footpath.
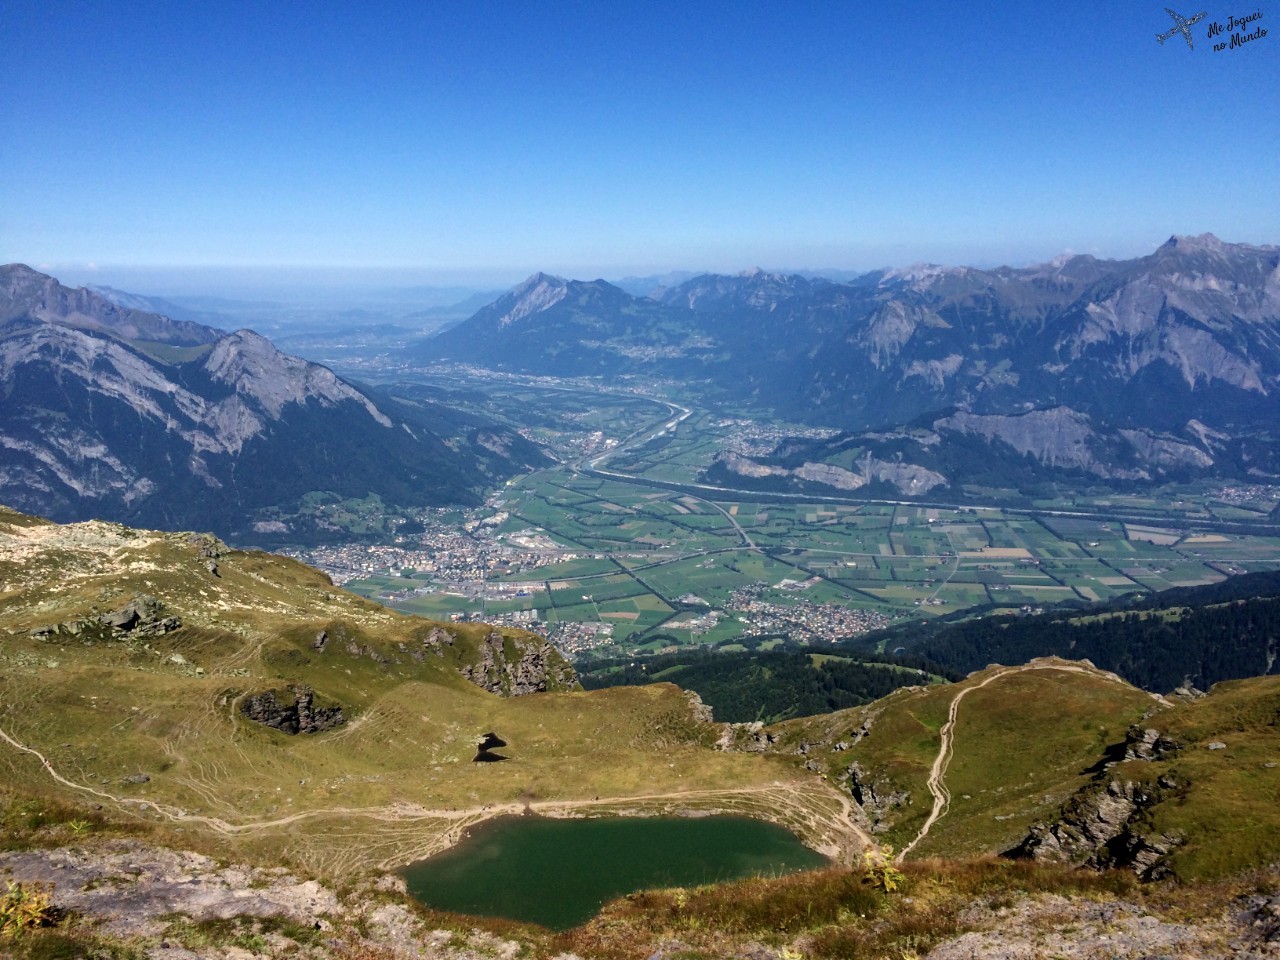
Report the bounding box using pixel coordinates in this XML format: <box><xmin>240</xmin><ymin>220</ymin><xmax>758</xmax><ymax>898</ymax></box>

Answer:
<box><xmin>896</xmin><ymin>660</ymin><xmax>1157</xmax><ymax>862</ymax></box>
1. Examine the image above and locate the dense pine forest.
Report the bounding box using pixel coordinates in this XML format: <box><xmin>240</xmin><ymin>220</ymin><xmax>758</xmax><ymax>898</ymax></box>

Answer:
<box><xmin>876</xmin><ymin>570</ymin><xmax>1280</xmax><ymax>693</ymax></box>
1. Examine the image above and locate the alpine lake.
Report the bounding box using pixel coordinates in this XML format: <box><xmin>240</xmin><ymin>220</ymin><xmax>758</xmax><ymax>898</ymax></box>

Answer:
<box><xmin>401</xmin><ymin>814</ymin><xmax>830</xmax><ymax>930</ymax></box>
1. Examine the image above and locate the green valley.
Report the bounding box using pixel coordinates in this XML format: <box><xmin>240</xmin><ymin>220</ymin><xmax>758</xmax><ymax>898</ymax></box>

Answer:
<box><xmin>4</xmin><ymin>508</ymin><xmax>1279</xmax><ymax>959</ymax></box>
<box><xmin>308</xmin><ymin>370</ymin><xmax>1280</xmax><ymax>667</ymax></box>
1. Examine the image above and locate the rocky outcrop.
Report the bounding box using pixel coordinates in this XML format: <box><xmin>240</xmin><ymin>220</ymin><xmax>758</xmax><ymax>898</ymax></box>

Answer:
<box><xmin>188</xmin><ymin>533</ymin><xmax>227</xmax><ymax>577</ymax></box>
<box><xmin>717</xmin><ymin>721</ymin><xmax>778</xmax><ymax>752</ymax></box>
<box><xmin>459</xmin><ymin>631</ymin><xmax>577</xmax><ymax>696</ymax></box>
<box><xmin>1008</xmin><ymin>776</ymin><xmax>1184</xmax><ymax>879</ymax></box>
<box><xmin>1122</xmin><ymin>724</ymin><xmax>1181</xmax><ymax>762</ymax></box>
<box><xmin>99</xmin><ymin>595</ymin><xmax>181</xmax><ymax>635</ymax></box>
<box><xmin>842</xmin><ymin>761</ymin><xmax>911</xmax><ymax>833</ymax></box>
<box><xmin>1239</xmin><ymin>892</ymin><xmax>1280</xmax><ymax>944</ymax></box>
<box><xmin>684</xmin><ymin>690</ymin><xmax>714</xmax><ymax>724</ymax></box>
<box><xmin>240</xmin><ymin>684</ymin><xmax>346</xmax><ymax>735</ymax></box>
<box><xmin>721</xmin><ymin>452</ymin><xmax>946</xmax><ymax>497</ymax></box>
<box><xmin>419</xmin><ymin>626</ymin><xmax>455</xmax><ymax>656</ymax></box>
<box><xmin>31</xmin><ymin>594</ymin><xmax>181</xmax><ymax>643</ymax></box>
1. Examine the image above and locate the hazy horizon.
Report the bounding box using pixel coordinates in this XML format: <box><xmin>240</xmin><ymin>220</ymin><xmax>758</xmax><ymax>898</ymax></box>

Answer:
<box><xmin>19</xmin><ymin>229</ymin><xmax>1275</xmax><ymax>303</ymax></box>
<box><xmin>4</xmin><ymin>2</ymin><xmax>1276</xmax><ymax>289</ymax></box>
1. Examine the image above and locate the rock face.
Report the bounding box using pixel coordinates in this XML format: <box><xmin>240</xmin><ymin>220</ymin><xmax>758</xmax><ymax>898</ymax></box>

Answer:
<box><xmin>684</xmin><ymin>690</ymin><xmax>714</xmax><ymax>724</ymax></box>
<box><xmin>458</xmin><ymin>631</ymin><xmax>577</xmax><ymax>697</ymax></box>
<box><xmin>0</xmin><ymin>840</ymin><xmax>341</xmax><ymax>937</ymax></box>
<box><xmin>935</xmin><ymin>407</ymin><xmax>1213</xmax><ymax>481</ymax></box>
<box><xmin>31</xmin><ymin>594</ymin><xmax>181</xmax><ymax>643</ymax></box>
<box><xmin>422</xmin><ymin>236</ymin><xmax>1280</xmax><ymax>490</ymax></box>
<box><xmin>240</xmin><ymin>685</ymin><xmax>346</xmax><ymax>735</ymax></box>
<box><xmin>720</xmin><ymin>452</ymin><xmax>947</xmax><ymax>498</ymax></box>
<box><xmin>1122</xmin><ymin>724</ymin><xmax>1181</xmax><ymax>762</ymax></box>
<box><xmin>0</xmin><ymin>264</ymin><xmax>548</xmax><ymax>535</ymax></box>
<box><xmin>1008</xmin><ymin>777</ymin><xmax>1184</xmax><ymax>879</ymax></box>
<box><xmin>843</xmin><ymin>761</ymin><xmax>911</xmax><ymax>833</ymax></box>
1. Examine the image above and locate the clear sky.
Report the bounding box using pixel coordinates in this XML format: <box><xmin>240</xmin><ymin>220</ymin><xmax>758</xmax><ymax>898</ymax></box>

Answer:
<box><xmin>2</xmin><ymin>1</ymin><xmax>1277</xmax><ymax>289</ymax></box>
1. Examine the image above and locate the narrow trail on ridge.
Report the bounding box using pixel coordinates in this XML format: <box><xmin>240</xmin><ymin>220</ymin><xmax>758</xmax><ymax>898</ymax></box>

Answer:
<box><xmin>0</xmin><ymin>721</ymin><xmax>872</xmax><ymax>865</ymax></box>
<box><xmin>896</xmin><ymin>661</ymin><xmax>1155</xmax><ymax>862</ymax></box>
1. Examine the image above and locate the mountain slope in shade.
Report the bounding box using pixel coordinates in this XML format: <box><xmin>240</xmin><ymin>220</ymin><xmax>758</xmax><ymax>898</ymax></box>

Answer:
<box><xmin>0</xmin><ymin>265</ymin><xmax>547</xmax><ymax>537</ymax></box>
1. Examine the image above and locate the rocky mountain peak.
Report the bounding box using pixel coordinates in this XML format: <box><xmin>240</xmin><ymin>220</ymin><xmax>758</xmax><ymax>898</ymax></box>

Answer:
<box><xmin>0</xmin><ymin>262</ymin><xmax>47</xmax><ymax>290</ymax></box>
<box><xmin>518</xmin><ymin>271</ymin><xmax>566</xmax><ymax>289</ymax></box>
<box><xmin>877</xmin><ymin>262</ymin><xmax>970</xmax><ymax>291</ymax></box>
<box><xmin>1161</xmin><ymin>232</ymin><xmax>1226</xmax><ymax>254</ymax></box>
<box><xmin>203</xmin><ymin>329</ymin><xmax>392</xmax><ymax>425</ymax></box>
<box><xmin>494</xmin><ymin>273</ymin><xmax>570</xmax><ymax>327</ymax></box>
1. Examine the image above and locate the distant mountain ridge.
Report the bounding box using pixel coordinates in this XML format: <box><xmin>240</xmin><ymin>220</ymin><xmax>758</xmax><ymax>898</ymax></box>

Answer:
<box><xmin>85</xmin><ymin>284</ymin><xmax>239</xmax><ymax>333</ymax></box>
<box><xmin>417</xmin><ymin>235</ymin><xmax>1280</xmax><ymax>495</ymax></box>
<box><xmin>3</xmin><ymin>266</ymin><xmax>222</xmax><ymax>347</ymax></box>
<box><xmin>426</xmin><ymin>272</ymin><xmax>713</xmax><ymax>375</ymax></box>
<box><xmin>0</xmin><ymin>264</ymin><xmax>547</xmax><ymax>538</ymax></box>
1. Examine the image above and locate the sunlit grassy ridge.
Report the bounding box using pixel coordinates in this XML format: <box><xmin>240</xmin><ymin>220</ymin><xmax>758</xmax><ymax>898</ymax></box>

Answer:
<box><xmin>1141</xmin><ymin>673</ymin><xmax>1280</xmax><ymax>878</ymax></box>
<box><xmin>0</xmin><ymin>507</ymin><xmax>854</xmax><ymax>876</ymax></box>
<box><xmin>761</xmin><ymin>656</ymin><xmax>1280</xmax><ymax>879</ymax></box>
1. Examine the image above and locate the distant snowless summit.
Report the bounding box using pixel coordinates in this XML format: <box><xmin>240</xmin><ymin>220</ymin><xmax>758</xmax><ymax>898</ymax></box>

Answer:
<box><xmin>419</xmin><ymin>235</ymin><xmax>1280</xmax><ymax>496</ymax></box>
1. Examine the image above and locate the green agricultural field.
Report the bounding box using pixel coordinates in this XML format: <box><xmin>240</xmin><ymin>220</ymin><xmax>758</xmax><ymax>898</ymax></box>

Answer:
<box><xmin>329</xmin><ymin>377</ymin><xmax>1280</xmax><ymax>660</ymax></box>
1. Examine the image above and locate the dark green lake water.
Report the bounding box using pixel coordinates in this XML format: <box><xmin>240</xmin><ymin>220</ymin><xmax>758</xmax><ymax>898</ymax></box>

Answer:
<box><xmin>401</xmin><ymin>814</ymin><xmax>829</xmax><ymax>930</ymax></box>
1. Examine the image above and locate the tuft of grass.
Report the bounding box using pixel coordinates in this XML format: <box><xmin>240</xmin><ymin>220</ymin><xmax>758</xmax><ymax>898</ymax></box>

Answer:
<box><xmin>0</xmin><ymin>928</ymin><xmax>146</xmax><ymax>960</ymax></box>
<box><xmin>159</xmin><ymin>912</ymin><xmax>326</xmax><ymax>951</ymax></box>
<box><xmin>1</xmin><ymin>881</ymin><xmax>58</xmax><ymax>939</ymax></box>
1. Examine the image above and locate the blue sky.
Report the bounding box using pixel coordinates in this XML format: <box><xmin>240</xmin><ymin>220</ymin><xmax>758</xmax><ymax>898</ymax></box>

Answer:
<box><xmin>2</xmin><ymin>1</ymin><xmax>1277</xmax><ymax>289</ymax></box>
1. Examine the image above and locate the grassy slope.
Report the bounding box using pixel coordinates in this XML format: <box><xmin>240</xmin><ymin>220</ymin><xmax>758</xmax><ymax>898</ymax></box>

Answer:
<box><xmin>1141</xmin><ymin>674</ymin><xmax>1280</xmax><ymax>878</ymax></box>
<box><xmin>766</xmin><ymin>661</ymin><xmax>1162</xmax><ymax>857</ymax></box>
<box><xmin>3</xmin><ymin>505</ymin><xmax>1276</xmax><ymax>892</ymax></box>
<box><xmin>764</xmin><ymin>658</ymin><xmax>1280</xmax><ymax>879</ymax></box>
<box><xmin>0</xmin><ymin>507</ymin><xmax>835</xmax><ymax>876</ymax></box>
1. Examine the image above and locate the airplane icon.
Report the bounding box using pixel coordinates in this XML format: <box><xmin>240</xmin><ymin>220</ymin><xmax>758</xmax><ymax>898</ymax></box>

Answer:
<box><xmin>1156</xmin><ymin>8</ymin><xmax>1207</xmax><ymax>49</ymax></box>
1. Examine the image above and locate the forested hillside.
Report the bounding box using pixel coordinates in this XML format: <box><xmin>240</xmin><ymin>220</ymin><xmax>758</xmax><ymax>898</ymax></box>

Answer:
<box><xmin>871</xmin><ymin>570</ymin><xmax>1280</xmax><ymax>692</ymax></box>
<box><xmin>580</xmin><ymin>649</ymin><xmax>958</xmax><ymax>722</ymax></box>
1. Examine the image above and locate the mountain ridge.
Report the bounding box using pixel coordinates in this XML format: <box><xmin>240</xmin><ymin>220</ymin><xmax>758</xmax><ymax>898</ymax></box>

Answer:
<box><xmin>0</xmin><ymin>265</ymin><xmax>548</xmax><ymax>538</ymax></box>
<box><xmin>415</xmin><ymin>235</ymin><xmax>1280</xmax><ymax>496</ymax></box>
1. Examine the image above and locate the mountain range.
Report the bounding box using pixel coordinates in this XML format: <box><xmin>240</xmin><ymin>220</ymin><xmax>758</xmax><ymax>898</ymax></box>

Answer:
<box><xmin>419</xmin><ymin>235</ymin><xmax>1280</xmax><ymax>496</ymax></box>
<box><xmin>0</xmin><ymin>264</ymin><xmax>546</xmax><ymax>539</ymax></box>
